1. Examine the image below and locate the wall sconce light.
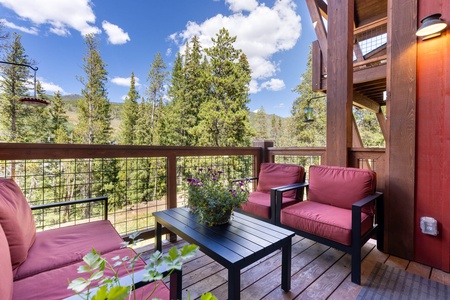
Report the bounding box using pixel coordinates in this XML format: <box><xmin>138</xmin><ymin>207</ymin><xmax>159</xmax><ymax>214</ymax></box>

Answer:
<box><xmin>303</xmin><ymin>95</ymin><xmax>326</xmax><ymax>123</ymax></box>
<box><xmin>416</xmin><ymin>13</ymin><xmax>448</xmax><ymax>40</ymax></box>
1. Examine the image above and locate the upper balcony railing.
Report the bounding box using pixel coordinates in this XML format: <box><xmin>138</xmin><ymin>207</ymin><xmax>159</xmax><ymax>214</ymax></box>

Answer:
<box><xmin>0</xmin><ymin>142</ymin><xmax>385</xmax><ymax>240</ymax></box>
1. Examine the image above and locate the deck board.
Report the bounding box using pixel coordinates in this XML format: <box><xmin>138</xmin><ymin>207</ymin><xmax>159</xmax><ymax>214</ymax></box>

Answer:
<box><xmin>137</xmin><ymin>237</ymin><xmax>450</xmax><ymax>299</ymax></box>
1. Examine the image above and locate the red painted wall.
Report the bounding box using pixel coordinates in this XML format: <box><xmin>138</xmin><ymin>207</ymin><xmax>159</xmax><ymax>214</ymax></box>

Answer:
<box><xmin>415</xmin><ymin>0</ymin><xmax>450</xmax><ymax>271</ymax></box>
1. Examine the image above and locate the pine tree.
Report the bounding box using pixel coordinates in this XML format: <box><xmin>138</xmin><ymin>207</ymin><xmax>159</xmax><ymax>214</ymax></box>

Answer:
<box><xmin>74</xmin><ymin>33</ymin><xmax>112</xmax><ymax>145</ymax></box>
<box><xmin>0</xmin><ymin>33</ymin><xmax>32</xmax><ymax>142</ymax></box>
<box><xmin>118</xmin><ymin>72</ymin><xmax>139</xmax><ymax>145</ymax></box>
<box><xmin>159</xmin><ymin>52</ymin><xmax>185</xmax><ymax>146</ymax></box>
<box><xmin>135</xmin><ymin>52</ymin><xmax>167</xmax><ymax>145</ymax></box>
<box><xmin>49</xmin><ymin>90</ymin><xmax>70</xmax><ymax>143</ymax></box>
<box><xmin>193</xmin><ymin>28</ymin><xmax>254</xmax><ymax>147</ymax></box>
<box><xmin>254</xmin><ymin>106</ymin><xmax>268</xmax><ymax>140</ymax></box>
<box><xmin>291</xmin><ymin>47</ymin><xmax>326</xmax><ymax>146</ymax></box>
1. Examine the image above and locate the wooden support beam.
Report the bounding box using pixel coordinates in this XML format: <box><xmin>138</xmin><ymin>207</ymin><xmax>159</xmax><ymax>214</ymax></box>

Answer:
<box><xmin>326</xmin><ymin>0</ymin><xmax>354</xmax><ymax>166</ymax></box>
<box><xmin>353</xmin><ymin>90</ymin><xmax>381</xmax><ymax>113</ymax></box>
<box><xmin>376</xmin><ymin>110</ymin><xmax>387</xmax><ymax>141</ymax></box>
<box><xmin>385</xmin><ymin>0</ymin><xmax>417</xmax><ymax>260</ymax></box>
<box><xmin>305</xmin><ymin>0</ymin><xmax>328</xmax><ymax>68</ymax></box>
<box><xmin>312</xmin><ymin>40</ymin><xmax>323</xmax><ymax>91</ymax></box>
<box><xmin>351</xmin><ymin>115</ymin><xmax>372</xmax><ymax>170</ymax></box>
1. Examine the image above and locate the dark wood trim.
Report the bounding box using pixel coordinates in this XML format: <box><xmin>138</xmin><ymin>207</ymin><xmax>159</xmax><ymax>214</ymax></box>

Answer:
<box><xmin>385</xmin><ymin>0</ymin><xmax>417</xmax><ymax>259</ymax></box>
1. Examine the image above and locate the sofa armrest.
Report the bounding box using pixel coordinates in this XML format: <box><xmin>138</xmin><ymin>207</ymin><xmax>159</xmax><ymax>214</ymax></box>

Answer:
<box><xmin>31</xmin><ymin>196</ymin><xmax>109</xmax><ymax>220</ymax></box>
<box><xmin>272</xmin><ymin>182</ymin><xmax>309</xmax><ymax>224</ymax></box>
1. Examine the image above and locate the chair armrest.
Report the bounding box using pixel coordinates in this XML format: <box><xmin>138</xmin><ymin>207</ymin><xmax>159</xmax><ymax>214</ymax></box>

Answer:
<box><xmin>352</xmin><ymin>192</ymin><xmax>383</xmax><ymax>246</ymax></box>
<box><xmin>271</xmin><ymin>182</ymin><xmax>309</xmax><ymax>224</ymax></box>
<box><xmin>273</xmin><ymin>182</ymin><xmax>309</xmax><ymax>193</ymax></box>
<box><xmin>31</xmin><ymin>196</ymin><xmax>109</xmax><ymax>220</ymax></box>
<box><xmin>352</xmin><ymin>192</ymin><xmax>383</xmax><ymax>209</ymax></box>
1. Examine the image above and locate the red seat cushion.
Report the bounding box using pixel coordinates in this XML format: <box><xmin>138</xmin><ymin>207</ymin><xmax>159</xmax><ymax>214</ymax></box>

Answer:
<box><xmin>241</xmin><ymin>191</ymin><xmax>297</xmax><ymax>219</ymax></box>
<box><xmin>0</xmin><ymin>224</ymin><xmax>13</xmax><ymax>300</ymax></box>
<box><xmin>281</xmin><ymin>201</ymin><xmax>373</xmax><ymax>246</ymax></box>
<box><xmin>256</xmin><ymin>163</ymin><xmax>305</xmax><ymax>199</ymax></box>
<box><xmin>308</xmin><ymin>165</ymin><xmax>376</xmax><ymax>214</ymax></box>
<box><xmin>0</xmin><ymin>178</ymin><xmax>36</xmax><ymax>273</ymax></box>
<box><xmin>14</xmin><ymin>220</ymin><xmax>123</xmax><ymax>280</ymax></box>
<box><xmin>12</xmin><ymin>247</ymin><xmax>150</xmax><ymax>300</ymax></box>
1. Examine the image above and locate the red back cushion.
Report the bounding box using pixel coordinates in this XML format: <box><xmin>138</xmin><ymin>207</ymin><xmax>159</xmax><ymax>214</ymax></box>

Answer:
<box><xmin>0</xmin><ymin>224</ymin><xmax>13</xmax><ymax>300</ymax></box>
<box><xmin>0</xmin><ymin>178</ymin><xmax>36</xmax><ymax>271</ymax></box>
<box><xmin>256</xmin><ymin>163</ymin><xmax>305</xmax><ymax>199</ymax></box>
<box><xmin>308</xmin><ymin>165</ymin><xmax>376</xmax><ymax>212</ymax></box>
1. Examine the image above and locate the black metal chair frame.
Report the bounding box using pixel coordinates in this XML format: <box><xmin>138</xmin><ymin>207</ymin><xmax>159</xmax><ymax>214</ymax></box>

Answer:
<box><xmin>273</xmin><ymin>182</ymin><xmax>384</xmax><ymax>284</ymax></box>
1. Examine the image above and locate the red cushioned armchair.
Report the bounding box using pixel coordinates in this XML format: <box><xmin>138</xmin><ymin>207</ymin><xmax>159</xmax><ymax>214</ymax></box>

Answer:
<box><xmin>273</xmin><ymin>165</ymin><xmax>384</xmax><ymax>284</ymax></box>
<box><xmin>236</xmin><ymin>163</ymin><xmax>306</xmax><ymax>224</ymax></box>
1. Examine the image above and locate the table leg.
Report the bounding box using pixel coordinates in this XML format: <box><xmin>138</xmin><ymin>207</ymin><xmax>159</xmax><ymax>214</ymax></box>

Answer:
<box><xmin>155</xmin><ymin>222</ymin><xmax>162</xmax><ymax>252</ymax></box>
<box><xmin>281</xmin><ymin>238</ymin><xmax>292</xmax><ymax>292</ymax></box>
<box><xmin>228</xmin><ymin>267</ymin><xmax>241</xmax><ymax>300</ymax></box>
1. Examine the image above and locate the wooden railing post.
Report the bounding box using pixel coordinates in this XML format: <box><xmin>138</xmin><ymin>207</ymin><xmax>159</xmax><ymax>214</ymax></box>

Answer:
<box><xmin>252</xmin><ymin>140</ymin><xmax>274</xmax><ymax>177</ymax></box>
<box><xmin>166</xmin><ymin>154</ymin><xmax>178</xmax><ymax>242</ymax></box>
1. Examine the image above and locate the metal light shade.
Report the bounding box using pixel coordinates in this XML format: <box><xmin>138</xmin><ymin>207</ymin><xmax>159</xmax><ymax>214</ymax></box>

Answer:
<box><xmin>0</xmin><ymin>61</ymin><xmax>49</xmax><ymax>107</ymax></box>
<box><xmin>416</xmin><ymin>13</ymin><xmax>448</xmax><ymax>39</ymax></box>
<box><xmin>304</xmin><ymin>107</ymin><xmax>314</xmax><ymax>122</ymax></box>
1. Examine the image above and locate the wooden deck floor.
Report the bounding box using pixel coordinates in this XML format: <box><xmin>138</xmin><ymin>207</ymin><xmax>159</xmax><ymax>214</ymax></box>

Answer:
<box><xmin>136</xmin><ymin>236</ymin><xmax>450</xmax><ymax>299</ymax></box>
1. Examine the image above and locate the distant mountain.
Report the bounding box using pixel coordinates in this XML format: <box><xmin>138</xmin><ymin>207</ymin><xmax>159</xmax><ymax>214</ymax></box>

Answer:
<box><xmin>61</xmin><ymin>94</ymin><xmax>82</xmax><ymax>101</ymax></box>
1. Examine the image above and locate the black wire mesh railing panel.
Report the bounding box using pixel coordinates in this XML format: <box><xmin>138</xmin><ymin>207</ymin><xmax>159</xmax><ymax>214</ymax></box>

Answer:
<box><xmin>274</xmin><ymin>155</ymin><xmax>322</xmax><ymax>181</ymax></box>
<box><xmin>353</xmin><ymin>22</ymin><xmax>387</xmax><ymax>69</ymax></box>
<box><xmin>109</xmin><ymin>157</ymin><xmax>167</xmax><ymax>236</ymax></box>
<box><xmin>0</xmin><ymin>157</ymin><xmax>168</xmax><ymax>236</ymax></box>
<box><xmin>176</xmin><ymin>155</ymin><xmax>254</xmax><ymax>207</ymax></box>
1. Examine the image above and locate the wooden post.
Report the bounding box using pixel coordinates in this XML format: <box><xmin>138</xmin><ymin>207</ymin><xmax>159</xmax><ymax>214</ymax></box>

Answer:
<box><xmin>326</xmin><ymin>0</ymin><xmax>354</xmax><ymax>166</ymax></box>
<box><xmin>252</xmin><ymin>140</ymin><xmax>273</xmax><ymax>178</ymax></box>
<box><xmin>385</xmin><ymin>0</ymin><xmax>417</xmax><ymax>259</ymax></box>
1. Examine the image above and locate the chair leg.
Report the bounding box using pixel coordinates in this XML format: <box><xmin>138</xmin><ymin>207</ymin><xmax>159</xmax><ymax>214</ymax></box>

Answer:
<box><xmin>351</xmin><ymin>247</ymin><xmax>361</xmax><ymax>285</ymax></box>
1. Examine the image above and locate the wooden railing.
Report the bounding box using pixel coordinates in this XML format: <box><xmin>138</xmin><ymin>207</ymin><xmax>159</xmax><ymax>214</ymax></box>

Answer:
<box><xmin>0</xmin><ymin>143</ymin><xmax>385</xmax><ymax>239</ymax></box>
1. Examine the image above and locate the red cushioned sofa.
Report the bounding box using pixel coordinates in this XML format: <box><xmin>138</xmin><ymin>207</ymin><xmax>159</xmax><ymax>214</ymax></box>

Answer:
<box><xmin>0</xmin><ymin>178</ymin><xmax>180</xmax><ymax>300</ymax></box>
<box><xmin>273</xmin><ymin>165</ymin><xmax>384</xmax><ymax>284</ymax></box>
<box><xmin>237</xmin><ymin>163</ymin><xmax>306</xmax><ymax>223</ymax></box>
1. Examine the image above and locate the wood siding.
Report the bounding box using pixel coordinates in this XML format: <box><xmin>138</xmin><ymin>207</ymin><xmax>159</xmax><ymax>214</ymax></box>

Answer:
<box><xmin>416</xmin><ymin>0</ymin><xmax>450</xmax><ymax>272</ymax></box>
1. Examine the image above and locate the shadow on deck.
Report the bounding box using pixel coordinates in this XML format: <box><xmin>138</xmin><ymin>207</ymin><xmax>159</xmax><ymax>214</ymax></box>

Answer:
<box><xmin>136</xmin><ymin>237</ymin><xmax>450</xmax><ymax>299</ymax></box>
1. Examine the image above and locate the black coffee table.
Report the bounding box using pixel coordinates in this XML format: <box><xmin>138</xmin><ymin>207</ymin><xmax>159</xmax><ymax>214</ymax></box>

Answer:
<box><xmin>153</xmin><ymin>207</ymin><xmax>294</xmax><ymax>300</ymax></box>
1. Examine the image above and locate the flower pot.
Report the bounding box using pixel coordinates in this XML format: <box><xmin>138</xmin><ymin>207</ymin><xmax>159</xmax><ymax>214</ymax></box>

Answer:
<box><xmin>199</xmin><ymin>208</ymin><xmax>232</xmax><ymax>226</ymax></box>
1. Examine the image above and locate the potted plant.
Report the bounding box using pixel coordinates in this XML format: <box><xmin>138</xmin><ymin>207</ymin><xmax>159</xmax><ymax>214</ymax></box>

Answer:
<box><xmin>186</xmin><ymin>167</ymin><xmax>250</xmax><ymax>226</ymax></box>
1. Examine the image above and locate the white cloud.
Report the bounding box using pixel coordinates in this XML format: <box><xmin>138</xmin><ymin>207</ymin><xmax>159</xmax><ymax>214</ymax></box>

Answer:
<box><xmin>0</xmin><ymin>18</ymin><xmax>38</xmax><ymax>35</ymax></box>
<box><xmin>102</xmin><ymin>21</ymin><xmax>130</xmax><ymax>45</ymax></box>
<box><xmin>0</xmin><ymin>0</ymin><xmax>100</xmax><ymax>36</ymax></box>
<box><xmin>225</xmin><ymin>0</ymin><xmax>258</xmax><ymax>13</ymax></box>
<box><xmin>260</xmin><ymin>78</ymin><xmax>285</xmax><ymax>91</ymax></box>
<box><xmin>170</xmin><ymin>0</ymin><xmax>301</xmax><ymax>93</ymax></box>
<box><xmin>39</xmin><ymin>78</ymin><xmax>66</xmax><ymax>94</ymax></box>
<box><xmin>111</xmin><ymin>76</ymin><xmax>141</xmax><ymax>87</ymax></box>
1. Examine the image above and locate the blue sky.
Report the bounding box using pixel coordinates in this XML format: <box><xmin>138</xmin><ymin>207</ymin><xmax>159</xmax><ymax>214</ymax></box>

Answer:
<box><xmin>0</xmin><ymin>0</ymin><xmax>316</xmax><ymax>117</ymax></box>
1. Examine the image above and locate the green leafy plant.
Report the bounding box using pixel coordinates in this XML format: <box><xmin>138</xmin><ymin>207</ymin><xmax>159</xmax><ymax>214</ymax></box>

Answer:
<box><xmin>68</xmin><ymin>232</ymin><xmax>199</xmax><ymax>300</ymax></box>
<box><xmin>186</xmin><ymin>167</ymin><xmax>250</xmax><ymax>226</ymax></box>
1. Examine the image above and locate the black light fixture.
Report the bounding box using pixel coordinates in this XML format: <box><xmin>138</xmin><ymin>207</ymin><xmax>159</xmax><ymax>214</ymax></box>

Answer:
<box><xmin>416</xmin><ymin>13</ymin><xmax>448</xmax><ymax>40</ymax></box>
<box><xmin>0</xmin><ymin>61</ymin><xmax>49</xmax><ymax>107</ymax></box>
<box><xmin>303</xmin><ymin>95</ymin><xmax>326</xmax><ymax>123</ymax></box>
